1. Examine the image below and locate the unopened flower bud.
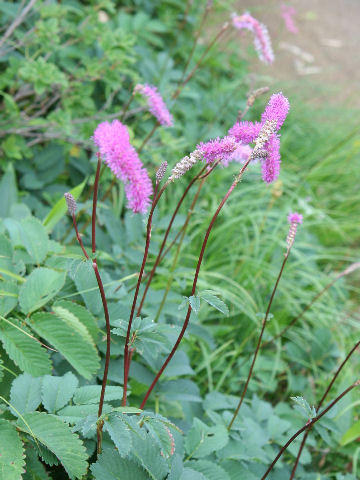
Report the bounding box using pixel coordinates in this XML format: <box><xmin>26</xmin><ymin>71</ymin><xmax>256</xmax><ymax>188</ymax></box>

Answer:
<box><xmin>64</xmin><ymin>192</ymin><xmax>77</xmax><ymax>215</ymax></box>
<box><xmin>156</xmin><ymin>161</ymin><xmax>168</xmax><ymax>183</ymax></box>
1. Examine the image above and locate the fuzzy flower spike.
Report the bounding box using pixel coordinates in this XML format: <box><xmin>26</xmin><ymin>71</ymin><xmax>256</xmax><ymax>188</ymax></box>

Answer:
<box><xmin>231</xmin><ymin>12</ymin><xmax>274</xmax><ymax>65</ymax></box>
<box><xmin>286</xmin><ymin>212</ymin><xmax>303</xmax><ymax>252</ymax></box>
<box><xmin>93</xmin><ymin>120</ymin><xmax>153</xmax><ymax>213</ymax></box>
<box><xmin>134</xmin><ymin>84</ymin><xmax>173</xmax><ymax>127</ymax></box>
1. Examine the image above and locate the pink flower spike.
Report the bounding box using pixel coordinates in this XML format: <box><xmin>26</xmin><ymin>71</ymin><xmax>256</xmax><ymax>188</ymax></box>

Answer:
<box><xmin>221</xmin><ymin>143</ymin><xmax>252</xmax><ymax>167</ymax></box>
<box><xmin>261</xmin><ymin>92</ymin><xmax>290</xmax><ymax>131</ymax></box>
<box><xmin>134</xmin><ymin>83</ymin><xmax>173</xmax><ymax>127</ymax></box>
<box><xmin>281</xmin><ymin>4</ymin><xmax>298</xmax><ymax>34</ymax></box>
<box><xmin>288</xmin><ymin>212</ymin><xmax>303</xmax><ymax>224</ymax></box>
<box><xmin>197</xmin><ymin>136</ymin><xmax>237</xmax><ymax>164</ymax></box>
<box><xmin>261</xmin><ymin>134</ymin><xmax>281</xmax><ymax>183</ymax></box>
<box><xmin>231</xmin><ymin>12</ymin><xmax>274</xmax><ymax>65</ymax></box>
<box><xmin>93</xmin><ymin>120</ymin><xmax>153</xmax><ymax>214</ymax></box>
<box><xmin>228</xmin><ymin>121</ymin><xmax>262</xmax><ymax>144</ymax></box>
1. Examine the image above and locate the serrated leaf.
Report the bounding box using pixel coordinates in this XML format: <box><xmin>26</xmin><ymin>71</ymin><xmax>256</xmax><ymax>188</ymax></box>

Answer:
<box><xmin>42</xmin><ymin>372</ymin><xmax>79</xmax><ymax>413</ymax></box>
<box><xmin>23</xmin><ymin>446</ymin><xmax>50</xmax><ymax>480</ymax></box>
<box><xmin>72</xmin><ymin>260</ymin><xmax>102</xmax><ymax>315</ymax></box>
<box><xmin>0</xmin><ymin>318</ymin><xmax>52</xmax><ymax>376</ymax></box>
<box><xmin>184</xmin><ymin>419</ymin><xmax>229</xmax><ymax>459</ymax></box>
<box><xmin>189</xmin><ymin>295</ymin><xmax>200</xmax><ymax>314</ymax></box>
<box><xmin>291</xmin><ymin>396</ymin><xmax>316</xmax><ymax>419</ymax></box>
<box><xmin>58</xmin><ymin>404</ymin><xmax>111</xmax><ymax>425</ymax></box>
<box><xmin>73</xmin><ymin>385</ymin><xmax>123</xmax><ymax>405</ymax></box>
<box><xmin>18</xmin><ymin>412</ymin><xmax>88</xmax><ymax>479</ymax></box>
<box><xmin>0</xmin><ymin>281</ymin><xmax>18</xmax><ymax>316</ymax></box>
<box><xmin>187</xmin><ymin>460</ymin><xmax>230</xmax><ymax>480</ymax></box>
<box><xmin>131</xmin><ymin>432</ymin><xmax>169</xmax><ymax>480</ymax></box>
<box><xmin>19</xmin><ymin>268</ymin><xmax>66</xmax><ymax>314</ymax></box>
<box><xmin>29</xmin><ymin>312</ymin><xmax>100</xmax><ymax>380</ymax></box>
<box><xmin>104</xmin><ymin>416</ymin><xmax>132</xmax><ymax>457</ymax></box>
<box><xmin>199</xmin><ymin>291</ymin><xmax>229</xmax><ymax>316</ymax></box>
<box><xmin>0</xmin><ymin>163</ymin><xmax>17</xmax><ymax>218</ymax></box>
<box><xmin>181</xmin><ymin>469</ymin><xmax>206</xmax><ymax>480</ymax></box>
<box><xmin>53</xmin><ymin>300</ymin><xmax>98</xmax><ymax>342</ymax></box>
<box><xmin>10</xmin><ymin>373</ymin><xmax>42</xmax><ymax>416</ymax></box>
<box><xmin>43</xmin><ymin>179</ymin><xmax>86</xmax><ymax>233</ymax></box>
<box><xmin>20</xmin><ymin>217</ymin><xmax>49</xmax><ymax>264</ymax></box>
<box><xmin>0</xmin><ymin>419</ymin><xmax>25</xmax><ymax>479</ymax></box>
<box><xmin>91</xmin><ymin>448</ymin><xmax>150</xmax><ymax>480</ymax></box>
<box><xmin>52</xmin><ymin>305</ymin><xmax>94</xmax><ymax>346</ymax></box>
<box><xmin>144</xmin><ymin>418</ymin><xmax>174</xmax><ymax>458</ymax></box>
<box><xmin>112</xmin><ymin>406</ymin><xmax>143</xmax><ymax>414</ymax></box>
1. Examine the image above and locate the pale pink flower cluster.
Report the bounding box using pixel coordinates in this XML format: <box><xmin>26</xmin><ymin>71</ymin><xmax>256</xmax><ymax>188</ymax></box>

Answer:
<box><xmin>93</xmin><ymin>120</ymin><xmax>153</xmax><ymax>214</ymax></box>
<box><xmin>287</xmin><ymin>212</ymin><xmax>303</xmax><ymax>248</ymax></box>
<box><xmin>281</xmin><ymin>4</ymin><xmax>298</xmax><ymax>34</ymax></box>
<box><xmin>134</xmin><ymin>84</ymin><xmax>173</xmax><ymax>127</ymax></box>
<box><xmin>196</xmin><ymin>136</ymin><xmax>238</xmax><ymax>164</ymax></box>
<box><xmin>231</xmin><ymin>12</ymin><xmax>274</xmax><ymax>65</ymax></box>
<box><xmin>228</xmin><ymin>93</ymin><xmax>290</xmax><ymax>183</ymax></box>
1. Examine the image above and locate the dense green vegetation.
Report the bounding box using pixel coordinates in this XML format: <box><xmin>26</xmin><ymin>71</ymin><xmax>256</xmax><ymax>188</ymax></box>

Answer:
<box><xmin>0</xmin><ymin>1</ymin><xmax>359</xmax><ymax>479</ymax></box>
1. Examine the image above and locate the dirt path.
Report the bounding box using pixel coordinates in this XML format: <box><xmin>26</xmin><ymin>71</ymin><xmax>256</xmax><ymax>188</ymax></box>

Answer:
<box><xmin>231</xmin><ymin>0</ymin><xmax>360</xmax><ymax>108</ymax></box>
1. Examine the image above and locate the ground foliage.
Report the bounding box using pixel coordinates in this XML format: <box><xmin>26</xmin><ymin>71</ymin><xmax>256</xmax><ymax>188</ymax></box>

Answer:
<box><xmin>0</xmin><ymin>1</ymin><xmax>359</xmax><ymax>480</ymax></box>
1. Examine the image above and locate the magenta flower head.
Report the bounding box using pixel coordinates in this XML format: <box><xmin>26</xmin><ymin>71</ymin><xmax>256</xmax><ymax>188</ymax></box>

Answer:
<box><xmin>281</xmin><ymin>4</ymin><xmax>298</xmax><ymax>34</ymax></box>
<box><xmin>287</xmin><ymin>211</ymin><xmax>303</xmax><ymax>251</ymax></box>
<box><xmin>134</xmin><ymin>84</ymin><xmax>173</xmax><ymax>127</ymax></box>
<box><xmin>222</xmin><ymin>144</ymin><xmax>252</xmax><ymax>167</ymax></box>
<box><xmin>93</xmin><ymin>120</ymin><xmax>153</xmax><ymax>214</ymax></box>
<box><xmin>261</xmin><ymin>92</ymin><xmax>290</xmax><ymax>130</ymax></box>
<box><xmin>228</xmin><ymin>121</ymin><xmax>262</xmax><ymax>144</ymax></box>
<box><xmin>261</xmin><ymin>134</ymin><xmax>280</xmax><ymax>183</ymax></box>
<box><xmin>231</xmin><ymin>12</ymin><xmax>274</xmax><ymax>65</ymax></box>
<box><xmin>288</xmin><ymin>212</ymin><xmax>303</xmax><ymax>224</ymax></box>
<box><xmin>196</xmin><ymin>136</ymin><xmax>237</xmax><ymax>164</ymax></box>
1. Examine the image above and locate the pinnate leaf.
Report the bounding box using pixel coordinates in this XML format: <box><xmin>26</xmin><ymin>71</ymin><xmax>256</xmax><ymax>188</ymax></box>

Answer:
<box><xmin>91</xmin><ymin>448</ymin><xmax>150</xmax><ymax>479</ymax></box>
<box><xmin>0</xmin><ymin>419</ymin><xmax>25</xmax><ymax>480</ymax></box>
<box><xmin>10</xmin><ymin>373</ymin><xmax>42</xmax><ymax>416</ymax></box>
<box><xmin>41</xmin><ymin>372</ymin><xmax>79</xmax><ymax>413</ymax></box>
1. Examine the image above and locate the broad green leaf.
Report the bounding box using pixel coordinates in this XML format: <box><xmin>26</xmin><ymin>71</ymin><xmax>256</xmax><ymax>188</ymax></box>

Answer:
<box><xmin>112</xmin><ymin>406</ymin><xmax>143</xmax><ymax>414</ymax></box>
<box><xmin>58</xmin><ymin>404</ymin><xmax>111</xmax><ymax>425</ymax></box>
<box><xmin>19</xmin><ymin>268</ymin><xmax>66</xmax><ymax>314</ymax></box>
<box><xmin>0</xmin><ymin>318</ymin><xmax>52</xmax><ymax>376</ymax></box>
<box><xmin>199</xmin><ymin>290</ymin><xmax>229</xmax><ymax>316</ymax></box>
<box><xmin>104</xmin><ymin>416</ymin><xmax>132</xmax><ymax>457</ymax></box>
<box><xmin>187</xmin><ymin>460</ymin><xmax>230</xmax><ymax>480</ymax></box>
<box><xmin>71</xmin><ymin>260</ymin><xmax>102</xmax><ymax>315</ymax></box>
<box><xmin>20</xmin><ymin>217</ymin><xmax>49</xmax><ymax>264</ymax></box>
<box><xmin>0</xmin><ymin>281</ymin><xmax>18</xmax><ymax>316</ymax></box>
<box><xmin>91</xmin><ymin>448</ymin><xmax>149</xmax><ymax>480</ymax></box>
<box><xmin>0</xmin><ymin>163</ymin><xmax>17</xmax><ymax>218</ymax></box>
<box><xmin>18</xmin><ymin>412</ymin><xmax>88</xmax><ymax>480</ymax></box>
<box><xmin>0</xmin><ymin>419</ymin><xmax>25</xmax><ymax>480</ymax></box>
<box><xmin>180</xmin><ymin>469</ymin><xmax>206</xmax><ymax>480</ymax></box>
<box><xmin>30</xmin><ymin>312</ymin><xmax>100</xmax><ymax>380</ymax></box>
<box><xmin>23</xmin><ymin>447</ymin><xmax>50</xmax><ymax>480</ymax></box>
<box><xmin>10</xmin><ymin>373</ymin><xmax>42</xmax><ymax>416</ymax></box>
<box><xmin>340</xmin><ymin>419</ymin><xmax>360</xmax><ymax>446</ymax></box>
<box><xmin>52</xmin><ymin>305</ymin><xmax>94</xmax><ymax>346</ymax></box>
<box><xmin>41</xmin><ymin>372</ymin><xmax>79</xmax><ymax>413</ymax></box>
<box><xmin>73</xmin><ymin>385</ymin><xmax>123</xmax><ymax>405</ymax></box>
<box><xmin>131</xmin><ymin>432</ymin><xmax>169</xmax><ymax>480</ymax></box>
<box><xmin>43</xmin><ymin>179</ymin><xmax>86</xmax><ymax>233</ymax></box>
<box><xmin>53</xmin><ymin>300</ymin><xmax>98</xmax><ymax>342</ymax></box>
<box><xmin>184</xmin><ymin>419</ymin><xmax>229</xmax><ymax>459</ymax></box>
<box><xmin>0</xmin><ymin>234</ymin><xmax>13</xmax><ymax>270</ymax></box>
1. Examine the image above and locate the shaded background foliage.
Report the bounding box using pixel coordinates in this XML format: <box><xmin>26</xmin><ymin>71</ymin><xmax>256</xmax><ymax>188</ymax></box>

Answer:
<box><xmin>0</xmin><ymin>1</ymin><xmax>359</xmax><ymax>479</ymax></box>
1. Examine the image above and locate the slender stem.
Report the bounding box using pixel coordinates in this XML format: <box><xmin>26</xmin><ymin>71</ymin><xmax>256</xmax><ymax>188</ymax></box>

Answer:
<box><xmin>154</xmin><ymin>177</ymin><xmax>205</xmax><ymax>322</ymax></box>
<box><xmin>122</xmin><ymin>181</ymin><xmax>167</xmax><ymax>406</ymax></box>
<box><xmin>227</xmin><ymin>253</ymin><xmax>290</xmax><ymax>430</ymax></box>
<box><xmin>92</xmin><ymin>155</ymin><xmax>101</xmax><ymax>254</ymax></box>
<box><xmin>262</xmin><ymin>262</ymin><xmax>360</xmax><ymax>348</ymax></box>
<box><xmin>138</xmin><ymin>123</ymin><xmax>159</xmax><ymax>153</ymax></box>
<box><xmin>140</xmin><ymin>157</ymin><xmax>252</xmax><ymax>409</ymax></box>
<box><xmin>120</xmin><ymin>91</ymin><xmax>135</xmax><ymax>121</ymax></box>
<box><xmin>71</xmin><ymin>214</ymin><xmax>89</xmax><ymax>259</ymax></box>
<box><xmin>289</xmin><ymin>340</ymin><xmax>360</xmax><ymax>479</ymax></box>
<box><xmin>136</xmin><ymin>165</ymin><xmax>207</xmax><ymax>315</ymax></box>
<box><xmin>261</xmin><ymin>381</ymin><xmax>360</xmax><ymax>480</ymax></box>
<box><xmin>180</xmin><ymin>1</ymin><xmax>211</xmax><ymax>83</ymax></box>
<box><xmin>172</xmin><ymin>22</ymin><xmax>230</xmax><ymax>101</ymax></box>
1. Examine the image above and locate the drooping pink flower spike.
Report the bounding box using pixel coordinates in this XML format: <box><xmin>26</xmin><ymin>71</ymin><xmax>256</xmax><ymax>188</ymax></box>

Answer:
<box><xmin>261</xmin><ymin>92</ymin><xmax>290</xmax><ymax>130</ymax></box>
<box><xmin>134</xmin><ymin>83</ymin><xmax>173</xmax><ymax>127</ymax></box>
<box><xmin>92</xmin><ymin>120</ymin><xmax>153</xmax><ymax>214</ymax></box>
<box><xmin>196</xmin><ymin>136</ymin><xmax>238</xmax><ymax>164</ymax></box>
<box><xmin>231</xmin><ymin>12</ymin><xmax>274</xmax><ymax>65</ymax></box>
<box><xmin>281</xmin><ymin>4</ymin><xmax>298</xmax><ymax>34</ymax></box>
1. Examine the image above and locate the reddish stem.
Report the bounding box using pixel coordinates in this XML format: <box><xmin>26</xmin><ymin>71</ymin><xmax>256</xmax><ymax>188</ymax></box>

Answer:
<box><xmin>261</xmin><ymin>381</ymin><xmax>360</xmax><ymax>480</ymax></box>
<box><xmin>290</xmin><ymin>340</ymin><xmax>360</xmax><ymax>479</ymax></box>
<box><xmin>71</xmin><ymin>214</ymin><xmax>89</xmax><ymax>260</ymax></box>
<box><xmin>136</xmin><ymin>164</ymin><xmax>207</xmax><ymax>316</ymax></box>
<box><xmin>122</xmin><ymin>181</ymin><xmax>166</xmax><ymax>406</ymax></box>
<box><xmin>92</xmin><ymin>154</ymin><xmax>101</xmax><ymax>254</ymax></box>
<box><xmin>139</xmin><ymin>157</ymin><xmax>252</xmax><ymax>409</ymax></box>
<box><xmin>227</xmin><ymin>252</ymin><xmax>290</xmax><ymax>430</ymax></box>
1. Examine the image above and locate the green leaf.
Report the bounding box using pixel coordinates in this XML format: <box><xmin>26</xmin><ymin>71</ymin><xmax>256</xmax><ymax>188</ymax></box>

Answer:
<box><xmin>291</xmin><ymin>396</ymin><xmax>316</xmax><ymax>420</ymax></box>
<box><xmin>0</xmin><ymin>163</ymin><xmax>17</xmax><ymax>218</ymax></box>
<box><xmin>187</xmin><ymin>461</ymin><xmax>230</xmax><ymax>480</ymax></box>
<box><xmin>58</xmin><ymin>404</ymin><xmax>111</xmax><ymax>425</ymax></box>
<box><xmin>19</xmin><ymin>268</ymin><xmax>66</xmax><ymax>314</ymax></box>
<box><xmin>41</xmin><ymin>372</ymin><xmax>79</xmax><ymax>413</ymax></box>
<box><xmin>53</xmin><ymin>300</ymin><xmax>98</xmax><ymax>342</ymax></box>
<box><xmin>184</xmin><ymin>419</ymin><xmax>229</xmax><ymax>459</ymax></box>
<box><xmin>10</xmin><ymin>373</ymin><xmax>42</xmax><ymax>416</ymax></box>
<box><xmin>189</xmin><ymin>295</ymin><xmax>200</xmax><ymax>314</ymax></box>
<box><xmin>23</xmin><ymin>446</ymin><xmax>50</xmax><ymax>480</ymax></box>
<box><xmin>180</xmin><ymin>469</ymin><xmax>206</xmax><ymax>480</ymax></box>
<box><xmin>52</xmin><ymin>305</ymin><xmax>94</xmax><ymax>346</ymax></box>
<box><xmin>0</xmin><ymin>419</ymin><xmax>25</xmax><ymax>479</ymax></box>
<box><xmin>104</xmin><ymin>416</ymin><xmax>132</xmax><ymax>457</ymax></box>
<box><xmin>73</xmin><ymin>385</ymin><xmax>123</xmax><ymax>405</ymax></box>
<box><xmin>91</xmin><ymin>448</ymin><xmax>150</xmax><ymax>480</ymax></box>
<box><xmin>112</xmin><ymin>407</ymin><xmax>143</xmax><ymax>414</ymax></box>
<box><xmin>20</xmin><ymin>217</ymin><xmax>49</xmax><ymax>264</ymax></box>
<box><xmin>131</xmin><ymin>432</ymin><xmax>169</xmax><ymax>480</ymax></box>
<box><xmin>43</xmin><ymin>179</ymin><xmax>86</xmax><ymax>233</ymax></box>
<box><xmin>18</xmin><ymin>412</ymin><xmax>88</xmax><ymax>480</ymax></box>
<box><xmin>30</xmin><ymin>312</ymin><xmax>100</xmax><ymax>379</ymax></box>
<box><xmin>0</xmin><ymin>318</ymin><xmax>52</xmax><ymax>376</ymax></box>
<box><xmin>340</xmin><ymin>419</ymin><xmax>360</xmax><ymax>446</ymax></box>
<box><xmin>199</xmin><ymin>290</ymin><xmax>229</xmax><ymax>316</ymax></box>
<box><xmin>0</xmin><ymin>281</ymin><xmax>18</xmax><ymax>316</ymax></box>
<box><xmin>71</xmin><ymin>260</ymin><xmax>102</xmax><ymax>315</ymax></box>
